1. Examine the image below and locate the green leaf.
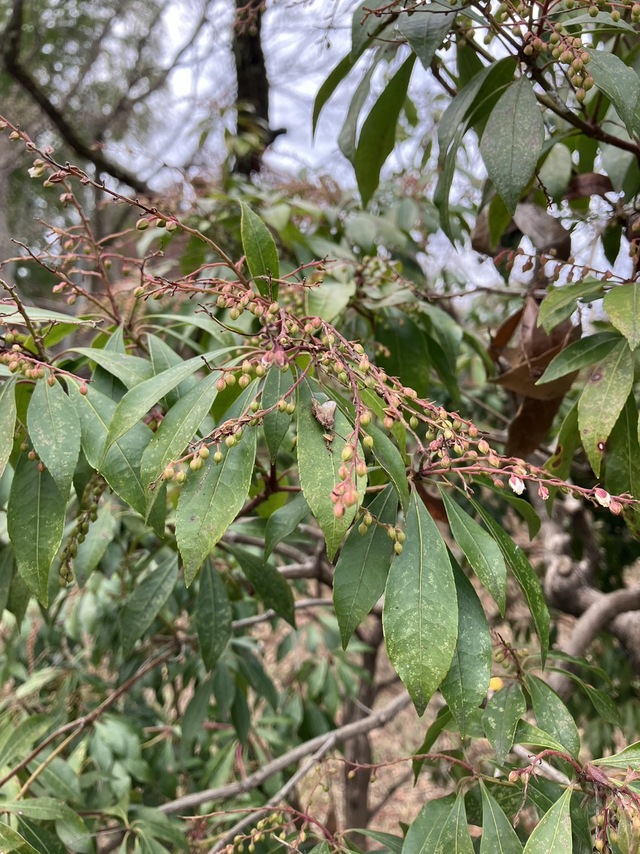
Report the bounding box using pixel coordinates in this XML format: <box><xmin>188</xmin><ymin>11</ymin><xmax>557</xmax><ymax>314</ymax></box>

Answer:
<box><xmin>586</xmin><ymin>49</ymin><xmax>640</xmax><ymax>137</ymax></box>
<box><xmin>480</xmin><ymin>77</ymin><xmax>544</xmax><ymax>214</ymax></box>
<box><xmin>296</xmin><ymin>382</ymin><xmax>365</xmax><ymax>561</ymax></box>
<box><xmin>27</xmin><ymin>378</ymin><xmax>81</xmax><ymax>498</ymax></box>
<box><xmin>537</xmin><ymin>279</ymin><xmax>605</xmax><ymax>333</ymax></box>
<box><xmin>470</xmin><ymin>500</ymin><xmax>549</xmax><ymax>662</ymax></box>
<box><xmin>0</xmin><ymin>821</ymin><xmax>40</xmax><ymax>853</ymax></box>
<box><xmin>522</xmin><ymin>788</ymin><xmax>572</xmax><ymax>853</ymax></box>
<box><xmin>592</xmin><ymin>739</ymin><xmax>640</xmax><ymax>769</ymax></box>
<box><xmin>71</xmin><ymin>348</ymin><xmax>153</xmax><ymax>387</ymax></box>
<box><xmin>482</xmin><ymin>682</ymin><xmax>526</xmax><ymax>764</ymax></box>
<box><xmin>402</xmin><ymin>795</ymin><xmax>456</xmax><ymax>853</ymax></box>
<box><xmin>526</xmin><ymin>674</ymin><xmax>580</xmax><ymax>759</ymax></box>
<box><xmin>338</xmin><ymin>53</ymin><xmax>380</xmax><ymax>162</ymax></box>
<box><xmin>0</xmin><ymin>714</ymin><xmax>53</xmax><ymax>768</ymax></box>
<box><xmin>71</xmin><ymin>384</ymin><xmax>152</xmax><ymax>518</ymax></box>
<box><xmin>264</xmin><ymin>492</ymin><xmax>310</xmax><ymax>559</ymax></box>
<box><xmin>354</xmin><ymin>55</ymin><xmax>416</xmax><ymax>206</ymax></box>
<box><xmin>376</xmin><ymin>310</ymin><xmax>430</xmax><ymax>398</ymax></box>
<box><xmin>396</xmin><ymin>4</ymin><xmax>455</xmax><ymax>69</ymax></box>
<box><xmin>0</xmin><ymin>378</ymin><xmax>16</xmax><ymax>479</ymax></box>
<box><xmin>413</xmin><ymin>707</ymin><xmax>453</xmax><ymax>780</ymax></box>
<box><xmin>196</xmin><ymin>559</ymin><xmax>232</xmax><ymax>671</ymax></box>
<box><xmin>7</xmin><ymin>455</ymin><xmax>65</xmax><ymax>605</ymax></box>
<box><xmin>120</xmin><ymin>555</ymin><xmax>178</xmax><ymax>654</ymax></box>
<box><xmin>2</xmin><ymin>799</ymin><xmax>91</xmax><ymax>853</ymax></box>
<box><xmin>262</xmin><ymin>366</ymin><xmax>294</xmax><ymax>462</ymax></box>
<box><xmin>383</xmin><ymin>489</ymin><xmax>457</xmax><ymax>715</ymax></box>
<box><xmin>514</xmin><ymin>719</ymin><xmax>567</xmax><ymax>753</ymax></box>
<box><xmin>473</xmin><ymin>475</ymin><xmax>541</xmax><ymax>539</ymax></box>
<box><xmin>351</xmin><ymin>0</ymin><xmax>394</xmax><ymax>56</ymax></box>
<box><xmin>176</xmin><ymin>428</ymin><xmax>257</xmax><ymax>584</ymax></box>
<box><xmin>73</xmin><ymin>500</ymin><xmax>118</xmax><ymax>586</ymax></box>
<box><xmin>104</xmin><ymin>350</ymin><xmax>228</xmax><ymax>452</ymax></box>
<box><xmin>604</xmin><ymin>283</ymin><xmax>640</xmax><ymax>350</ymax></box>
<box><xmin>537</xmin><ymin>332</ymin><xmax>622</xmax><ymax>385</ymax></box>
<box><xmin>226</xmin><ymin>545</ymin><xmax>295</xmax><ymax>627</ymax></box>
<box><xmin>578</xmin><ymin>339</ymin><xmax>634</xmax><ymax>477</ymax></box>
<box><xmin>140</xmin><ymin>371</ymin><xmax>220</xmax><ymax>504</ymax></box>
<box><xmin>440</xmin><ymin>560</ymin><xmax>492</xmax><ymax>736</ymax></box>
<box><xmin>479</xmin><ymin>782</ymin><xmax>523</xmax><ymax>854</ymax></box>
<box><xmin>440</xmin><ymin>490</ymin><xmax>506</xmax><ymax>614</ymax></box>
<box><xmin>606</xmin><ymin>396</ymin><xmax>640</xmax><ymax>535</ymax></box>
<box><xmin>334</xmin><ymin>485</ymin><xmax>397</xmax><ymax>648</ymax></box>
<box><xmin>240</xmin><ymin>202</ymin><xmax>279</xmax><ymax>298</ymax></box>
<box><xmin>367</xmin><ymin>423</ymin><xmax>409</xmax><ymax>512</ymax></box>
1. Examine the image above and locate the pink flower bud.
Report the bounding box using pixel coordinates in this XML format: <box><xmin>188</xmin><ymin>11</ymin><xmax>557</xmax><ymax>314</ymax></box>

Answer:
<box><xmin>538</xmin><ymin>484</ymin><xmax>550</xmax><ymax>500</ymax></box>
<box><xmin>594</xmin><ymin>487</ymin><xmax>610</xmax><ymax>508</ymax></box>
<box><xmin>508</xmin><ymin>475</ymin><xmax>525</xmax><ymax>495</ymax></box>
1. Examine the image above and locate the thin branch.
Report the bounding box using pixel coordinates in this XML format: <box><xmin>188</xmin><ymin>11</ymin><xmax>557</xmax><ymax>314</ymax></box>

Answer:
<box><xmin>208</xmin><ymin>735</ymin><xmax>338</xmax><ymax>853</ymax></box>
<box><xmin>1</xmin><ymin>0</ymin><xmax>152</xmax><ymax>195</ymax></box>
<box><xmin>231</xmin><ymin>597</ymin><xmax>334</xmax><ymax>630</ymax></box>
<box><xmin>159</xmin><ymin>692</ymin><xmax>412</xmax><ymax>815</ymax></box>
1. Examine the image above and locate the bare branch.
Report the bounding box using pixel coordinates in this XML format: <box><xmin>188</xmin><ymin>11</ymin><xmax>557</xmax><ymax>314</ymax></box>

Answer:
<box><xmin>159</xmin><ymin>692</ymin><xmax>412</xmax><ymax>815</ymax></box>
<box><xmin>1</xmin><ymin>0</ymin><xmax>152</xmax><ymax>195</ymax></box>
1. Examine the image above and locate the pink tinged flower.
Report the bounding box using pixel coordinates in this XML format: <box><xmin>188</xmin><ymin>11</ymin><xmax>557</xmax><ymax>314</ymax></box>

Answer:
<box><xmin>538</xmin><ymin>484</ymin><xmax>550</xmax><ymax>500</ymax></box>
<box><xmin>610</xmin><ymin>500</ymin><xmax>623</xmax><ymax>515</ymax></box>
<box><xmin>509</xmin><ymin>475</ymin><xmax>525</xmax><ymax>495</ymax></box>
<box><xmin>594</xmin><ymin>488</ymin><xmax>611</xmax><ymax>508</ymax></box>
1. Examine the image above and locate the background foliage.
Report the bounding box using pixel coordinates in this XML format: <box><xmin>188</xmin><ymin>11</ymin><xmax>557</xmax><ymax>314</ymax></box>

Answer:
<box><xmin>1</xmin><ymin>0</ymin><xmax>640</xmax><ymax>852</ymax></box>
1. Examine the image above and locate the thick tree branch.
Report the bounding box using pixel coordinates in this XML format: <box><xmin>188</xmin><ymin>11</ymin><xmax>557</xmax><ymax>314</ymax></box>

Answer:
<box><xmin>1</xmin><ymin>0</ymin><xmax>152</xmax><ymax>195</ymax></box>
<box><xmin>159</xmin><ymin>692</ymin><xmax>412</xmax><ymax>815</ymax></box>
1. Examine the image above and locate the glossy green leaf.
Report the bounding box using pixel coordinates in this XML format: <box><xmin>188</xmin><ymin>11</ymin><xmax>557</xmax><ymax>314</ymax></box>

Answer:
<box><xmin>526</xmin><ymin>675</ymin><xmax>580</xmax><ymax>758</ymax></box>
<box><xmin>397</xmin><ymin>4</ymin><xmax>455</xmax><ymax>69</ymax></box>
<box><xmin>227</xmin><ymin>545</ymin><xmax>295</xmax><ymax>627</ymax></box>
<box><xmin>240</xmin><ymin>202</ymin><xmax>279</xmax><ymax>298</ymax></box>
<box><xmin>338</xmin><ymin>52</ymin><xmax>380</xmax><ymax>162</ymax></box>
<box><xmin>470</xmin><ymin>500</ymin><xmax>549</xmax><ymax>662</ymax></box>
<box><xmin>27</xmin><ymin>378</ymin><xmax>81</xmax><ymax>498</ymax></box>
<box><xmin>482</xmin><ymin>682</ymin><xmax>526</xmax><ymax>764</ymax></box>
<box><xmin>334</xmin><ymin>485</ymin><xmax>397</xmax><ymax>648</ymax></box>
<box><xmin>383</xmin><ymin>490</ymin><xmax>457</xmax><ymax>715</ymax></box>
<box><xmin>367</xmin><ymin>423</ymin><xmax>409</xmax><ymax>511</ymax></box>
<box><xmin>176</xmin><ymin>428</ymin><xmax>257</xmax><ymax>584</ymax></box>
<box><xmin>480</xmin><ymin>782</ymin><xmax>523</xmax><ymax>854</ymax></box>
<box><xmin>196</xmin><ymin>559</ymin><xmax>232</xmax><ymax>671</ymax></box>
<box><xmin>604</xmin><ymin>283</ymin><xmax>640</xmax><ymax>350</ymax></box>
<box><xmin>537</xmin><ymin>332</ymin><xmax>622</xmax><ymax>385</ymax></box>
<box><xmin>402</xmin><ymin>795</ymin><xmax>456</xmax><ymax>854</ymax></box>
<box><xmin>262</xmin><ymin>366</ymin><xmax>294</xmax><ymax>462</ymax></box>
<box><xmin>440</xmin><ymin>490</ymin><xmax>506</xmax><ymax>613</ymax></box>
<box><xmin>296</xmin><ymin>382</ymin><xmax>365</xmax><ymax>561</ymax></box>
<box><xmin>537</xmin><ymin>279</ymin><xmax>605</xmax><ymax>333</ymax></box>
<box><xmin>480</xmin><ymin>77</ymin><xmax>544</xmax><ymax>213</ymax></box>
<box><xmin>440</xmin><ymin>560</ymin><xmax>492</xmax><ymax>736</ymax></box>
<box><xmin>140</xmin><ymin>371</ymin><xmax>220</xmax><ymax>504</ymax></box>
<box><xmin>522</xmin><ymin>788</ymin><xmax>572</xmax><ymax>853</ymax></box>
<box><xmin>15</xmin><ymin>818</ymin><xmax>66</xmax><ymax>854</ymax></box>
<box><xmin>104</xmin><ymin>350</ymin><xmax>228</xmax><ymax>451</ymax></box>
<box><xmin>71</xmin><ymin>348</ymin><xmax>153</xmax><ymax>388</ymax></box>
<box><xmin>593</xmin><ymin>739</ymin><xmax>640</xmax><ymax>769</ymax></box>
<box><xmin>0</xmin><ymin>378</ymin><xmax>16</xmax><ymax>479</ymax></box>
<box><xmin>2</xmin><ymin>799</ymin><xmax>90</xmax><ymax>853</ymax></box>
<box><xmin>354</xmin><ymin>55</ymin><xmax>416</xmax><ymax>207</ymax></box>
<box><xmin>578</xmin><ymin>339</ymin><xmax>634</xmax><ymax>477</ymax></box>
<box><xmin>120</xmin><ymin>555</ymin><xmax>178</xmax><ymax>654</ymax></box>
<box><xmin>264</xmin><ymin>491</ymin><xmax>310</xmax><ymax>559</ymax></box>
<box><xmin>7</xmin><ymin>455</ymin><xmax>65</xmax><ymax>605</ymax></box>
<box><xmin>351</xmin><ymin>0</ymin><xmax>394</xmax><ymax>56</ymax></box>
